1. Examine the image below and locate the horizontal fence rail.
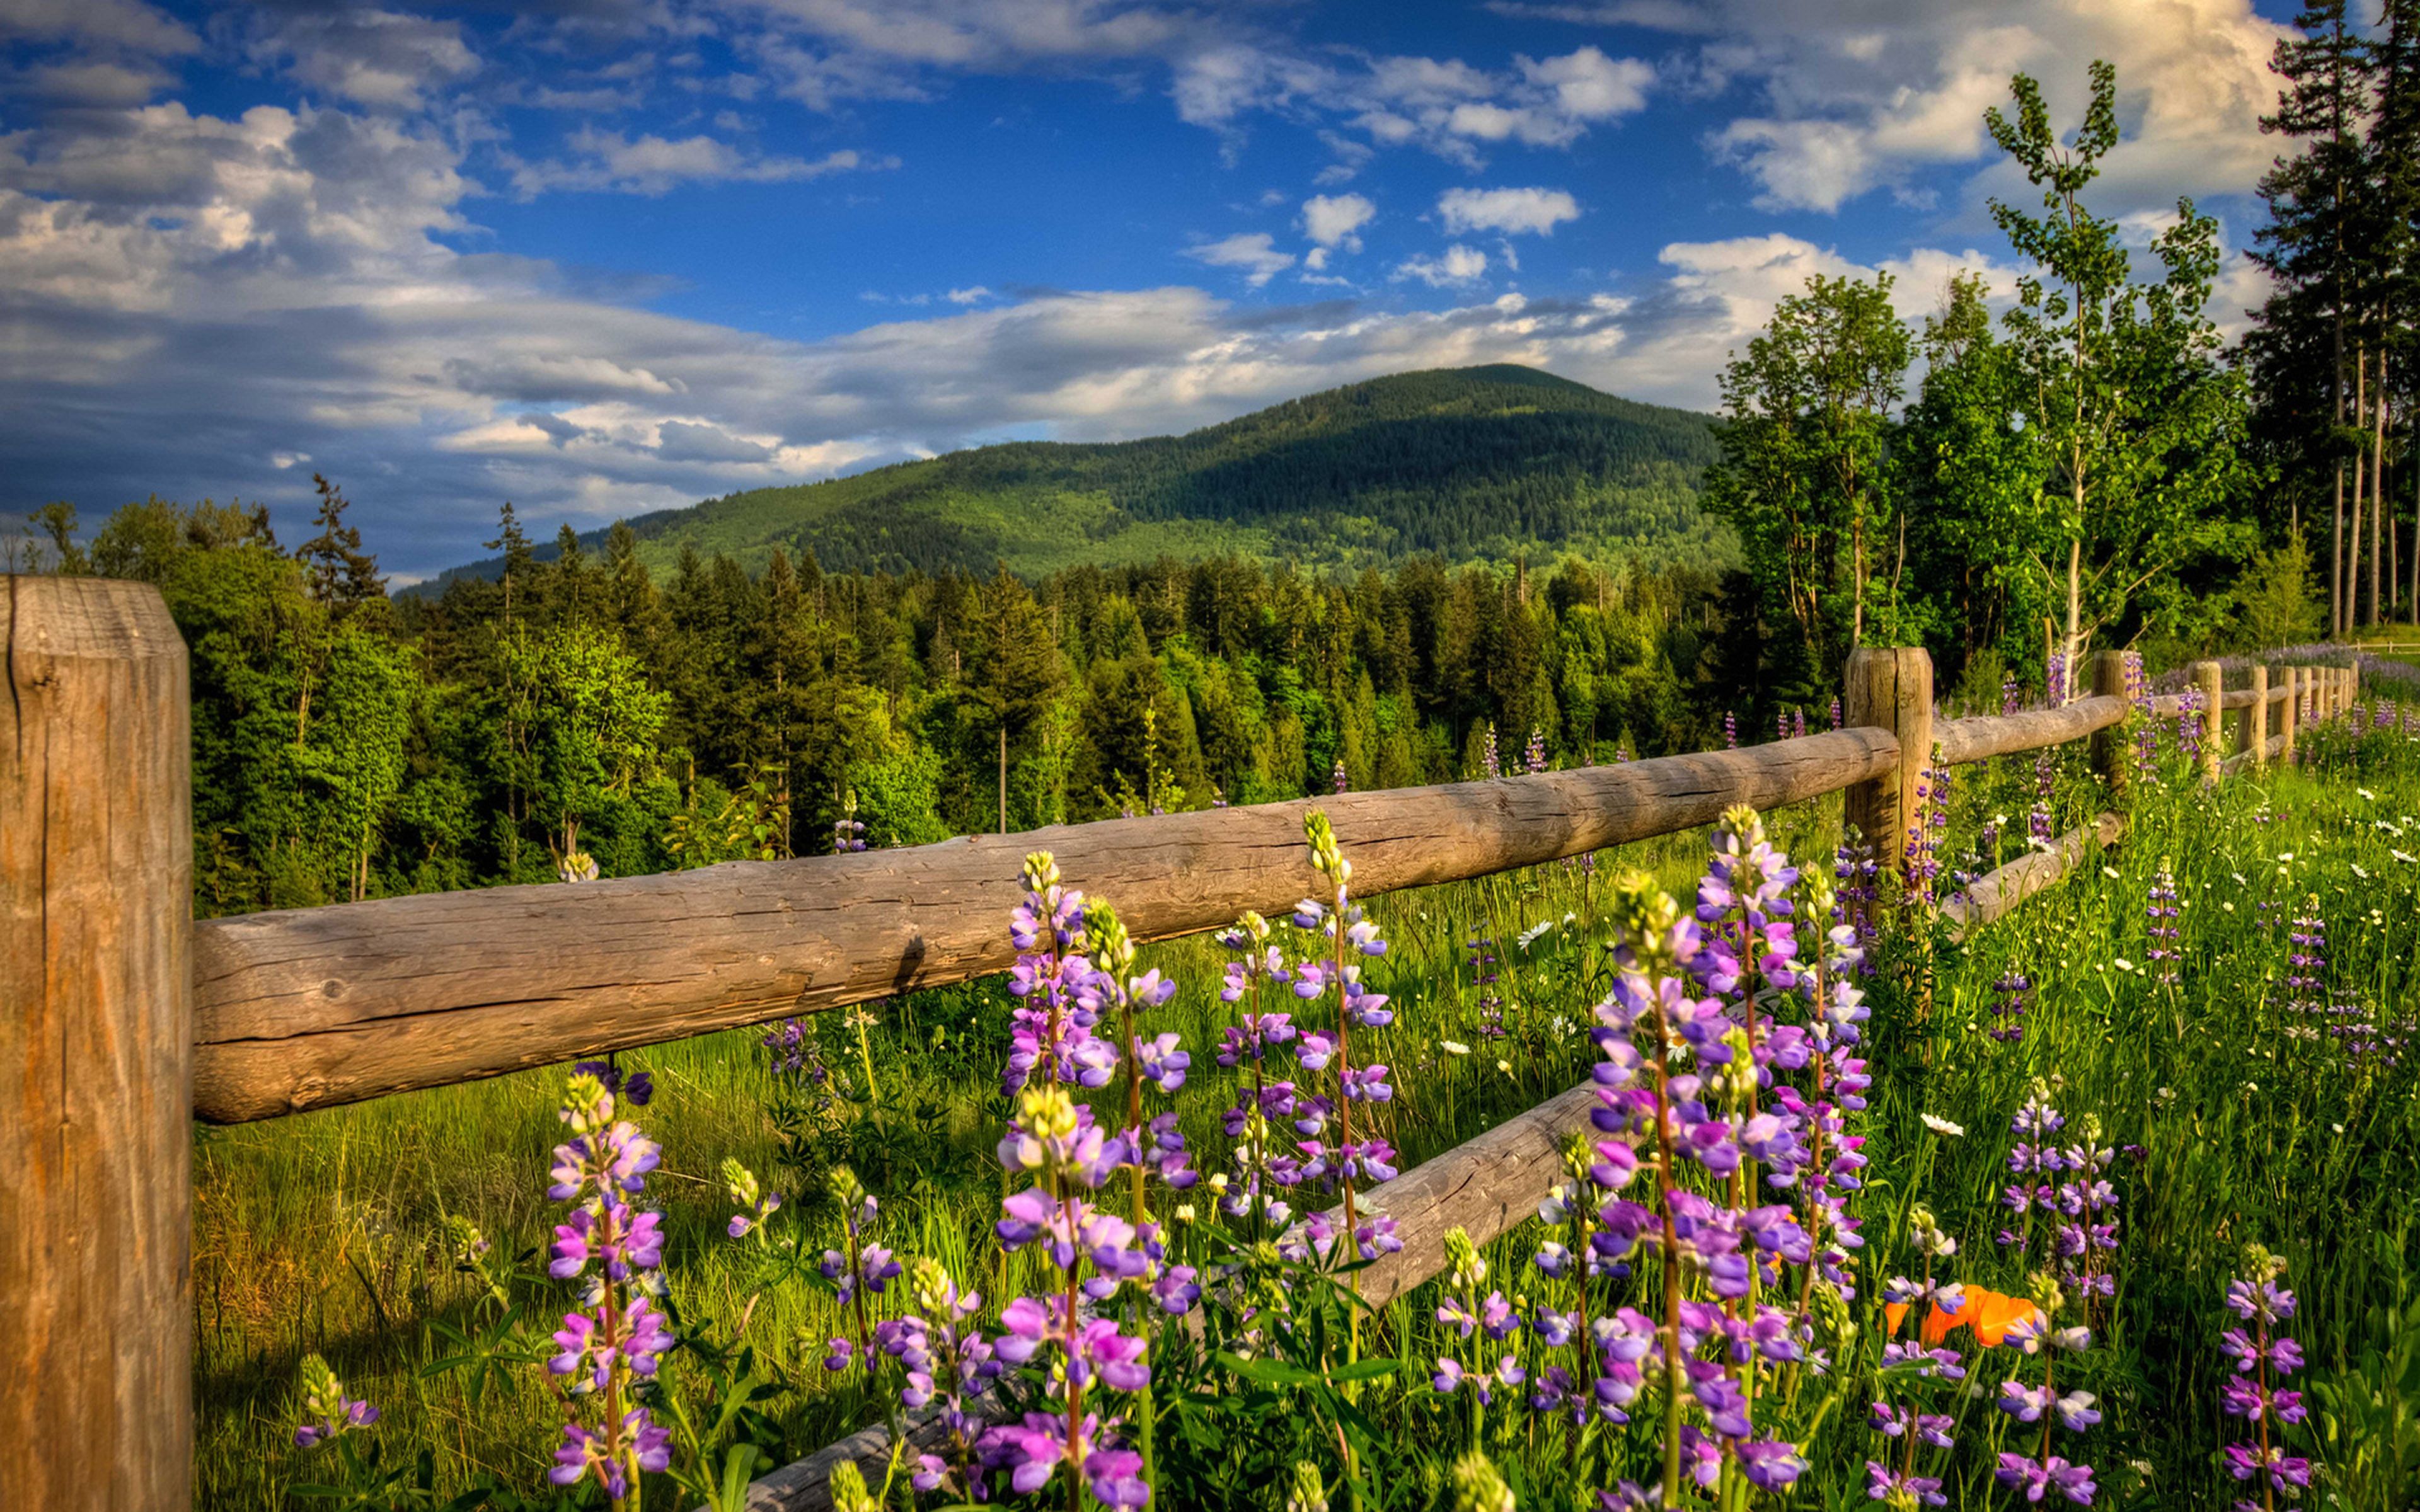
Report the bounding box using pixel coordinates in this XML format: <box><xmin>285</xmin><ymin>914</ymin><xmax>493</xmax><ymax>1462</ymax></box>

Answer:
<box><xmin>193</xmin><ymin>730</ymin><xmax>1901</xmax><ymax>1123</ymax></box>
<box><xmin>193</xmin><ymin>685</ymin><xmax>2183</xmax><ymax>1126</ymax></box>
<box><xmin>3</xmin><ymin>574</ymin><xmax>2383</xmax><ymax>1512</ymax></box>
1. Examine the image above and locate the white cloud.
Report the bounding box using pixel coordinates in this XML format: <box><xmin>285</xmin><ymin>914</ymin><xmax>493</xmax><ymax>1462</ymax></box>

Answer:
<box><xmin>1170</xmin><ymin>41</ymin><xmax>1654</xmax><ymax>169</ymax></box>
<box><xmin>1638</xmin><ymin>1</ymin><xmax>2290</xmax><ymax>214</ymax></box>
<box><xmin>0</xmin><ymin>0</ymin><xmax>197</xmax><ymax>55</ymax></box>
<box><xmin>1438</xmin><ymin>185</ymin><xmax>1580</xmax><ymax>237</ymax></box>
<box><xmin>1302</xmin><ymin>192</ymin><xmax>1376</xmax><ymax>249</ymax></box>
<box><xmin>245</xmin><ymin>9</ymin><xmax>481</xmax><ymax>112</ymax></box>
<box><xmin>507</xmin><ymin>131</ymin><xmax>897</xmax><ymax>198</ymax></box>
<box><xmin>1184</xmin><ymin>231</ymin><xmax>1294</xmax><ymax>287</ymax></box>
<box><xmin>1395</xmin><ymin>243</ymin><xmax>1490</xmax><ymax>287</ymax></box>
<box><xmin>946</xmin><ymin>285</ymin><xmax>993</xmax><ymax>304</ymax></box>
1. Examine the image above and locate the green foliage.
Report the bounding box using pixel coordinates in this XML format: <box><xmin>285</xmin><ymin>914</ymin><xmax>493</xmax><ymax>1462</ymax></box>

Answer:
<box><xmin>418</xmin><ymin>366</ymin><xmax>1730</xmax><ymax>584</ymax></box>
<box><xmin>1704</xmin><ymin>270</ymin><xmax>1913</xmax><ymax>702</ymax></box>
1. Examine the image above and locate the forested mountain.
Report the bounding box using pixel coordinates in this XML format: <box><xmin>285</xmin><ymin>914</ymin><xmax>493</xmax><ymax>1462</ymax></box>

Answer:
<box><xmin>424</xmin><ymin>365</ymin><xmax>1725</xmax><ymax>585</ymax></box>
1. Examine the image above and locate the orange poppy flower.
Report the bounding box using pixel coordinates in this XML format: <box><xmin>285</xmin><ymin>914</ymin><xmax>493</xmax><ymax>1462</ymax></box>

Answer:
<box><xmin>1884</xmin><ymin>1286</ymin><xmax>2043</xmax><ymax>1348</ymax></box>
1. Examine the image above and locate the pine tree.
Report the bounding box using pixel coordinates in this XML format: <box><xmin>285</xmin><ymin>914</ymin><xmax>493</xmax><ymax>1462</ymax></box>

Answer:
<box><xmin>486</xmin><ymin>502</ymin><xmax>535</xmax><ymax>624</ymax></box>
<box><xmin>2247</xmin><ymin>1</ymin><xmax>2371</xmax><ymax>633</ymax></box>
<box><xmin>296</xmin><ymin>475</ymin><xmax>386</xmax><ymax>614</ymax></box>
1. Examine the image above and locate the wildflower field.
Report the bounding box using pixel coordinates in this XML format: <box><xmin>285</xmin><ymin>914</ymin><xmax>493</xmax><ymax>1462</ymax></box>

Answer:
<box><xmin>206</xmin><ymin>694</ymin><xmax>2420</xmax><ymax>1512</ymax></box>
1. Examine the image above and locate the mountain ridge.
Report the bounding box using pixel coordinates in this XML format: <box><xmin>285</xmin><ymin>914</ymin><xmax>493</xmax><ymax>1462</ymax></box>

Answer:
<box><xmin>419</xmin><ymin>364</ymin><xmax>1729</xmax><ymax>587</ymax></box>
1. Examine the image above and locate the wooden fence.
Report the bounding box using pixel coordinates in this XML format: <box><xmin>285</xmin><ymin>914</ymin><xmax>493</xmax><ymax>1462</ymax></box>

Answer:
<box><xmin>0</xmin><ymin>575</ymin><xmax>2372</xmax><ymax>1511</ymax></box>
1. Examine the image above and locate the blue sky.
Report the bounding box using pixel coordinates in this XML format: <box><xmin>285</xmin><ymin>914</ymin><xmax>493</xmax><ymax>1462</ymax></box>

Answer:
<box><xmin>3</xmin><ymin>0</ymin><xmax>2310</xmax><ymax>576</ymax></box>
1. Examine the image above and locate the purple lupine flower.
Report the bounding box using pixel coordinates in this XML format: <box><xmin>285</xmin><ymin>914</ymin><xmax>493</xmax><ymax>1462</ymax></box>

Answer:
<box><xmin>1723</xmin><ymin>710</ymin><xmax>1739</xmax><ymax>749</ymax></box>
<box><xmin>1526</xmin><ymin>725</ymin><xmax>1549</xmax><ymax>774</ymax></box>
<box><xmin>291</xmin><ymin>1354</ymin><xmax>379</xmax><ymax>1448</ymax></box>
<box><xmin>1989</xmin><ymin>971</ymin><xmax>2034</xmax><ymax>1045</ymax></box>
<box><xmin>2221</xmin><ymin>1249</ymin><xmax>2309</xmax><ymax>1511</ymax></box>
<box><xmin>1332</xmin><ymin>758</ymin><xmax>1348</xmax><ymax>795</ymax></box>
<box><xmin>544</xmin><ymin>1072</ymin><xmax>676</xmax><ymax>1501</ymax></box>
<box><xmin>1482</xmin><ymin>723</ymin><xmax>1502</xmax><ymax>780</ymax></box>
<box><xmin>981</xmin><ymin>1083</ymin><xmax>1155</xmax><ymax>1504</ymax></box>
<box><xmin>2145</xmin><ymin>863</ymin><xmax>2181</xmax><ymax>987</ymax></box>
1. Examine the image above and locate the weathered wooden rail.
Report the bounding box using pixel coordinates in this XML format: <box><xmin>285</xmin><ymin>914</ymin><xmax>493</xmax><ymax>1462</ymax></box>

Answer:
<box><xmin>0</xmin><ymin>573</ymin><xmax>2370</xmax><ymax>1511</ymax></box>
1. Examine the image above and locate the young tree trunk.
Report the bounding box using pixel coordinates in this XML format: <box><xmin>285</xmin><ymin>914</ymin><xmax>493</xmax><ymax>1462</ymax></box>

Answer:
<box><xmin>998</xmin><ymin>723</ymin><xmax>1008</xmax><ymax>835</ymax></box>
<box><xmin>2334</xmin><ymin>465</ymin><xmax>2347</xmax><ymax>638</ymax></box>
<box><xmin>2373</xmin><ymin>352</ymin><xmax>2387</xmax><ymax>627</ymax></box>
<box><xmin>2351</xmin><ymin>346</ymin><xmax>2367</xmax><ymax>633</ymax></box>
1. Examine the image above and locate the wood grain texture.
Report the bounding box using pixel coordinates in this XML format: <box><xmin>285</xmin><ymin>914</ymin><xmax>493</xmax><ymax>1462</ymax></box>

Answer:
<box><xmin>2</xmin><ymin>576</ymin><xmax>193</xmax><ymax>1512</ymax></box>
<box><xmin>1943</xmin><ymin>813</ymin><xmax>2125</xmax><ymax>939</ymax></box>
<box><xmin>2282</xmin><ymin>668</ymin><xmax>2298</xmax><ymax>762</ymax></box>
<box><xmin>1933</xmin><ymin>696</ymin><xmax>2127</xmax><ymax>767</ymax></box>
<box><xmin>2250</xmin><ymin>667</ymin><xmax>2269</xmax><ymax>767</ymax></box>
<box><xmin>194</xmin><ymin>730</ymin><xmax>1900</xmax><ymax>1123</ymax></box>
<box><xmin>2194</xmin><ymin>662</ymin><xmax>2224</xmax><ymax>780</ymax></box>
<box><xmin>1842</xmin><ymin>648</ymin><xmax>1930</xmax><ymax>871</ymax></box>
<box><xmin>2088</xmin><ymin>652</ymin><xmax>2128</xmax><ymax>797</ymax></box>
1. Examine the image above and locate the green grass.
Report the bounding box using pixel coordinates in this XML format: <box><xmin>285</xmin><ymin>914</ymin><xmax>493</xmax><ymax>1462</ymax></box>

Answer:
<box><xmin>201</xmin><ymin>714</ymin><xmax>2420</xmax><ymax>1510</ymax></box>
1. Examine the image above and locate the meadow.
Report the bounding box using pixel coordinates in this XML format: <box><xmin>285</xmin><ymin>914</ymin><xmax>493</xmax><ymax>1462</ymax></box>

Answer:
<box><xmin>212</xmin><ymin>692</ymin><xmax>2420</xmax><ymax>1512</ymax></box>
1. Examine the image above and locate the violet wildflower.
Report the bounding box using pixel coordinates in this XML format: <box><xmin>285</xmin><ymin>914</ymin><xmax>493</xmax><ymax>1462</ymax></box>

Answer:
<box><xmin>291</xmin><ymin>1353</ymin><xmax>378</xmax><ymax>1449</ymax></box>
<box><xmin>1332</xmin><ymin>758</ymin><xmax>1348</xmax><ymax>795</ymax></box>
<box><xmin>545</xmin><ymin>1072</ymin><xmax>675</xmax><ymax>1506</ymax></box>
<box><xmin>571</xmin><ymin>1057</ymin><xmax>654</xmax><ymax>1108</ymax></box>
<box><xmin>2048</xmin><ymin>1113</ymin><xmax>2119</xmax><ymax>1316</ymax></box>
<box><xmin>2220</xmin><ymin>1247</ymin><xmax>2311</xmax><ymax>1512</ymax></box>
<box><xmin>877</xmin><ymin>1257</ymin><xmax>1005</xmax><ymax>1499</ymax></box>
<box><xmin>722</xmin><ymin>1157</ymin><xmax>782</xmax><ymax>1239</ymax></box>
<box><xmin>980</xmin><ymin>1084</ymin><xmax>1155</xmax><ymax>1506</ymax></box>
<box><xmin>1482</xmin><ymin>723</ymin><xmax>1502</xmax><ymax>781</ymax></box>
<box><xmin>1526</xmin><ymin>725</ymin><xmax>1550</xmax><ymax>774</ymax></box>
<box><xmin>1284</xmin><ymin>812</ymin><xmax>1401</xmax><ymax>1269</ymax></box>
<box><xmin>1989</xmin><ymin>972</ymin><xmax>2034</xmax><ymax>1045</ymax></box>
<box><xmin>1434</xmin><ymin>1228</ymin><xmax>1526</xmax><ymax>1427</ymax></box>
<box><xmin>1005</xmin><ymin>852</ymin><xmax>1115</xmax><ymax>1095</ymax></box>
<box><xmin>2030</xmin><ymin>752</ymin><xmax>2056</xmax><ymax>849</ymax></box>
<box><xmin>1991</xmin><ymin>1272</ymin><xmax>2099</xmax><ymax>1506</ymax></box>
<box><xmin>816</xmin><ymin>1166</ymin><xmax>897</xmax><ymax>1370</ymax></box>
<box><xmin>834</xmin><ymin>794</ymin><xmax>868</xmax><ymax>854</ymax></box>
<box><xmin>2285</xmin><ymin>895</ymin><xmax>2326</xmax><ymax>1041</ymax></box>
<box><xmin>1999</xmin><ymin>1079</ymin><xmax>2066</xmax><ymax>1259</ymax></box>
<box><xmin>1724</xmin><ymin>709</ymin><xmax>1739</xmax><ymax>748</ymax></box>
<box><xmin>2145</xmin><ymin>862</ymin><xmax>2181</xmax><ymax>988</ymax></box>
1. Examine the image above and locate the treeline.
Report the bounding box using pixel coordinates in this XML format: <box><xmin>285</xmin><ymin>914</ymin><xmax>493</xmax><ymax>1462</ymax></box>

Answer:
<box><xmin>20</xmin><ymin>482</ymin><xmax>1753</xmax><ymax>915</ymax></box>
<box><xmin>1704</xmin><ymin>61</ymin><xmax>2296</xmax><ymax>714</ymax></box>
<box><xmin>2246</xmin><ymin>0</ymin><xmax>2420</xmax><ymax>637</ymax></box>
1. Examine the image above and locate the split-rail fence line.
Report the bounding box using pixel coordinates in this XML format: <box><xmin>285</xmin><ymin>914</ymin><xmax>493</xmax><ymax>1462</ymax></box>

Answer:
<box><xmin>0</xmin><ymin>575</ymin><xmax>2366</xmax><ymax>1511</ymax></box>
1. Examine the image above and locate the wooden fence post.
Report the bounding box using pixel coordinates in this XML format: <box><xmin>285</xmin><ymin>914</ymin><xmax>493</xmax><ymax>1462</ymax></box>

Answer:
<box><xmin>2089</xmin><ymin>649</ymin><xmax>2128</xmax><ymax>798</ymax></box>
<box><xmin>2250</xmin><ymin>665</ymin><xmax>2269</xmax><ymax>768</ymax></box>
<box><xmin>1843</xmin><ymin>646</ymin><xmax>1933</xmax><ymax>874</ymax></box>
<box><xmin>2</xmin><ymin>576</ymin><xmax>192</xmax><ymax>1512</ymax></box>
<box><xmin>2282</xmin><ymin>667</ymin><xmax>2299</xmax><ymax>763</ymax></box>
<box><xmin>2194</xmin><ymin>660</ymin><xmax>2223</xmax><ymax>781</ymax></box>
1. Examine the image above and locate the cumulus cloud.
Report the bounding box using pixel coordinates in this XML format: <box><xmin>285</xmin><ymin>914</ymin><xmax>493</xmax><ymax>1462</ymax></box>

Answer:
<box><xmin>1603</xmin><ymin>0</ymin><xmax>2292</xmax><ymax>214</ymax></box>
<box><xmin>1184</xmin><ymin>231</ymin><xmax>1294</xmax><ymax>287</ymax></box>
<box><xmin>506</xmin><ymin>132</ymin><xmax>897</xmax><ymax>198</ymax></box>
<box><xmin>1302</xmin><ymin>193</ymin><xmax>1376</xmax><ymax>248</ymax></box>
<box><xmin>244</xmin><ymin>9</ymin><xmax>481</xmax><ymax>112</ymax></box>
<box><xmin>1438</xmin><ymin>185</ymin><xmax>1580</xmax><ymax>237</ymax></box>
<box><xmin>1394</xmin><ymin>243</ymin><xmax>1490</xmax><ymax>287</ymax></box>
<box><xmin>1172</xmin><ymin>41</ymin><xmax>1654</xmax><ymax>170</ymax></box>
<box><xmin>0</xmin><ymin>95</ymin><xmax>2056</xmax><ymax>582</ymax></box>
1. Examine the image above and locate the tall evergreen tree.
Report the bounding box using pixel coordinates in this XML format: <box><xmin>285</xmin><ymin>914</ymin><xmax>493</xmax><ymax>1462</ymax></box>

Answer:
<box><xmin>296</xmin><ymin>474</ymin><xmax>386</xmax><ymax>614</ymax></box>
<box><xmin>2247</xmin><ymin>0</ymin><xmax>2371</xmax><ymax>634</ymax></box>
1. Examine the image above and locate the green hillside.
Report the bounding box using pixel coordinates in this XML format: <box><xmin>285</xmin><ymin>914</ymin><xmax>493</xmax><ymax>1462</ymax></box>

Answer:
<box><xmin>429</xmin><ymin>364</ymin><xmax>1729</xmax><ymax>584</ymax></box>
